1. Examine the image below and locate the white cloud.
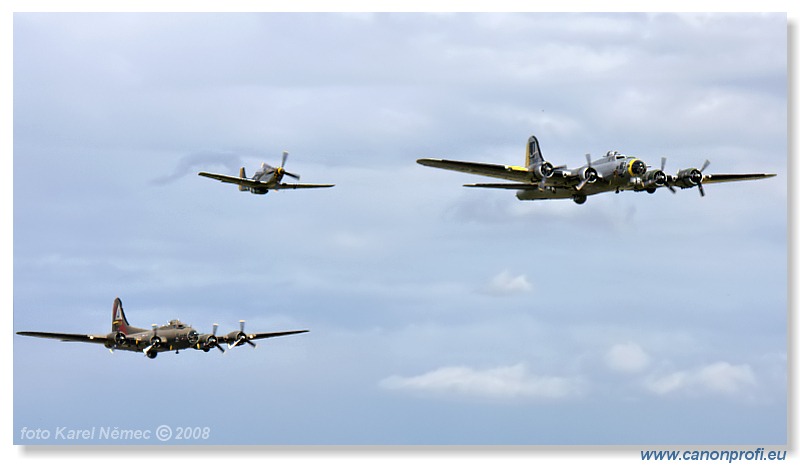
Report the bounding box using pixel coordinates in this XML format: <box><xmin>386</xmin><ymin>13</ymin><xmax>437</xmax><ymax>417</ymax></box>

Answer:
<box><xmin>483</xmin><ymin>270</ymin><xmax>532</xmax><ymax>296</ymax></box>
<box><xmin>380</xmin><ymin>363</ymin><xmax>581</xmax><ymax>400</ymax></box>
<box><xmin>605</xmin><ymin>342</ymin><xmax>650</xmax><ymax>373</ymax></box>
<box><xmin>644</xmin><ymin>361</ymin><xmax>757</xmax><ymax>397</ymax></box>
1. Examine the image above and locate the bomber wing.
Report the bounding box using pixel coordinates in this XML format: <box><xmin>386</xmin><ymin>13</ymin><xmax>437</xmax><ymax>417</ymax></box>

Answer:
<box><xmin>701</xmin><ymin>173</ymin><xmax>776</xmax><ymax>184</ymax></box>
<box><xmin>16</xmin><ymin>331</ymin><xmax>108</xmax><ymax>345</ymax></box>
<box><xmin>464</xmin><ymin>183</ymin><xmax>535</xmax><ymax>189</ymax></box>
<box><xmin>218</xmin><ymin>329</ymin><xmax>309</xmax><ymax>349</ymax></box>
<box><xmin>417</xmin><ymin>158</ymin><xmax>534</xmax><ymax>183</ymax></box>
<box><xmin>197</xmin><ymin>172</ymin><xmax>266</xmax><ymax>189</ymax></box>
<box><xmin>277</xmin><ymin>183</ymin><xmax>335</xmax><ymax>190</ymax></box>
<box><xmin>246</xmin><ymin>330</ymin><xmax>309</xmax><ymax>340</ymax></box>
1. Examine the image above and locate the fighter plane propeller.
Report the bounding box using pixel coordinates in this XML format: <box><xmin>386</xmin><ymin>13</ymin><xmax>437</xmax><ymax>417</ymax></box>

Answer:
<box><xmin>16</xmin><ymin>297</ymin><xmax>309</xmax><ymax>359</ymax></box>
<box><xmin>417</xmin><ymin>134</ymin><xmax>775</xmax><ymax>204</ymax></box>
<box><xmin>261</xmin><ymin>151</ymin><xmax>301</xmax><ymax>180</ymax></box>
<box><xmin>198</xmin><ymin>151</ymin><xmax>333</xmax><ymax>195</ymax></box>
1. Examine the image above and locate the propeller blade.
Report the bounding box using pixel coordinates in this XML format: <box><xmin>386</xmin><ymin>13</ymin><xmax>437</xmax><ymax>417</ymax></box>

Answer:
<box><xmin>207</xmin><ymin>323</ymin><xmax>224</xmax><ymax>352</ymax></box>
<box><xmin>281</xmin><ymin>151</ymin><xmax>289</xmax><ymax>168</ymax></box>
<box><xmin>700</xmin><ymin>159</ymin><xmax>710</xmax><ymax>172</ymax></box>
<box><xmin>661</xmin><ymin>157</ymin><xmax>677</xmax><ymax>193</ymax></box>
<box><xmin>246</xmin><ymin>340</ymin><xmax>257</xmax><ymax>349</ymax></box>
<box><xmin>570</xmin><ymin>154</ymin><xmax>593</xmax><ymax>191</ymax></box>
<box><xmin>284</xmin><ymin>171</ymin><xmax>300</xmax><ymax>180</ymax></box>
<box><xmin>698</xmin><ymin>183</ymin><xmax>705</xmax><ymax>197</ymax></box>
<box><xmin>228</xmin><ymin>337</ymin><xmax>244</xmax><ymax>350</ymax></box>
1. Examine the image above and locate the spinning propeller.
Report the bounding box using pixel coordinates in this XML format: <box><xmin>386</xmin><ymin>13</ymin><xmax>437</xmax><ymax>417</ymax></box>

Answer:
<box><xmin>142</xmin><ymin>324</ymin><xmax>161</xmax><ymax>356</ymax></box>
<box><xmin>575</xmin><ymin>153</ymin><xmax>598</xmax><ymax>191</ymax></box>
<box><xmin>262</xmin><ymin>151</ymin><xmax>300</xmax><ymax>180</ymax></box>
<box><xmin>694</xmin><ymin>159</ymin><xmax>711</xmax><ymax>197</ymax></box>
<box><xmin>537</xmin><ymin>160</ymin><xmax>554</xmax><ymax>191</ymax></box>
<box><xmin>661</xmin><ymin>157</ymin><xmax>676</xmax><ymax>193</ymax></box>
<box><xmin>228</xmin><ymin>320</ymin><xmax>257</xmax><ymax>349</ymax></box>
<box><xmin>665</xmin><ymin>158</ymin><xmax>711</xmax><ymax>196</ymax></box>
<box><xmin>204</xmin><ymin>323</ymin><xmax>225</xmax><ymax>353</ymax></box>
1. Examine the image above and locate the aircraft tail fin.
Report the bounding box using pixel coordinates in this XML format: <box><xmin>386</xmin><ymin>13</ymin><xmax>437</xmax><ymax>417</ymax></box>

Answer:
<box><xmin>525</xmin><ymin>135</ymin><xmax>543</xmax><ymax>168</ymax></box>
<box><xmin>111</xmin><ymin>297</ymin><xmax>130</xmax><ymax>334</ymax></box>
<box><xmin>238</xmin><ymin>167</ymin><xmax>248</xmax><ymax>191</ymax></box>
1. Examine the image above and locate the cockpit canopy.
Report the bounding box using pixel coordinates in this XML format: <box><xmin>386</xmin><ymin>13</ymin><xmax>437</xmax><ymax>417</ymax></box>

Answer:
<box><xmin>606</xmin><ymin>150</ymin><xmax>624</xmax><ymax>160</ymax></box>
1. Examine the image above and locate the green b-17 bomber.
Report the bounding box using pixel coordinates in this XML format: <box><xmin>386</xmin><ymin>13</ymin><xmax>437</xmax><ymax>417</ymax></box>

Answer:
<box><xmin>418</xmin><ymin>134</ymin><xmax>775</xmax><ymax>204</ymax></box>
<box><xmin>16</xmin><ymin>297</ymin><xmax>308</xmax><ymax>359</ymax></box>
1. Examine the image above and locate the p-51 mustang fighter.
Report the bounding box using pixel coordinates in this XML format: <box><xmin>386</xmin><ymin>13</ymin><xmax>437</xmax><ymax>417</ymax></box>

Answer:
<box><xmin>417</xmin><ymin>135</ymin><xmax>775</xmax><ymax>204</ymax></box>
<box><xmin>198</xmin><ymin>151</ymin><xmax>334</xmax><ymax>195</ymax></box>
<box><xmin>16</xmin><ymin>297</ymin><xmax>309</xmax><ymax>359</ymax></box>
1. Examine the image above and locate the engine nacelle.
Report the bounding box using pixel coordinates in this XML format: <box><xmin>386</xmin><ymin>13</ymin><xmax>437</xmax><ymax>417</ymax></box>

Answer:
<box><xmin>114</xmin><ymin>331</ymin><xmax>127</xmax><ymax>347</ymax></box>
<box><xmin>674</xmin><ymin>168</ymin><xmax>703</xmax><ymax>188</ymax></box>
<box><xmin>226</xmin><ymin>331</ymin><xmax>246</xmax><ymax>341</ymax></box>
<box><xmin>627</xmin><ymin>159</ymin><xmax>647</xmax><ymax>176</ymax></box>
<box><xmin>642</xmin><ymin>169</ymin><xmax>667</xmax><ymax>188</ymax></box>
<box><xmin>187</xmin><ymin>330</ymin><xmax>199</xmax><ymax>345</ymax></box>
<box><xmin>577</xmin><ymin>166</ymin><xmax>598</xmax><ymax>184</ymax></box>
<box><xmin>533</xmin><ymin>161</ymin><xmax>554</xmax><ymax>179</ymax></box>
<box><xmin>202</xmin><ymin>333</ymin><xmax>218</xmax><ymax>345</ymax></box>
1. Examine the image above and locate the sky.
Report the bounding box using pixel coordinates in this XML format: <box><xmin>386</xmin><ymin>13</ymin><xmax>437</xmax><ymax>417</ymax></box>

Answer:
<box><xmin>10</xmin><ymin>11</ymin><xmax>787</xmax><ymax>448</ymax></box>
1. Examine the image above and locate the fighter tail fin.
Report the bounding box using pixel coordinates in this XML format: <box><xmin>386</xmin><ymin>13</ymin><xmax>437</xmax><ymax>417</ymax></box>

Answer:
<box><xmin>238</xmin><ymin>167</ymin><xmax>248</xmax><ymax>191</ymax></box>
<box><xmin>112</xmin><ymin>297</ymin><xmax>130</xmax><ymax>333</ymax></box>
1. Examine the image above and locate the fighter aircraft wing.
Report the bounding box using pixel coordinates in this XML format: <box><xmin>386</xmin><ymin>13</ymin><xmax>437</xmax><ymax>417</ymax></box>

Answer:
<box><xmin>197</xmin><ymin>172</ymin><xmax>265</xmax><ymax>189</ymax></box>
<box><xmin>417</xmin><ymin>158</ymin><xmax>533</xmax><ymax>182</ymax></box>
<box><xmin>16</xmin><ymin>331</ymin><xmax>108</xmax><ymax>344</ymax></box>
<box><xmin>277</xmin><ymin>183</ymin><xmax>335</xmax><ymax>190</ymax></box>
<box><xmin>701</xmin><ymin>173</ymin><xmax>777</xmax><ymax>184</ymax></box>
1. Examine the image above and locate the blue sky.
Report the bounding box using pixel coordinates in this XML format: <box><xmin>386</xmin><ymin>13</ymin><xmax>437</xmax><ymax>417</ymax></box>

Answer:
<box><xmin>10</xmin><ymin>11</ymin><xmax>786</xmax><ymax>447</ymax></box>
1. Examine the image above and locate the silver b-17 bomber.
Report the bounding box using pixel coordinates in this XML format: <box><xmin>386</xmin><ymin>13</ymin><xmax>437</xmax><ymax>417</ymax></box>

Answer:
<box><xmin>198</xmin><ymin>151</ymin><xmax>334</xmax><ymax>195</ymax></box>
<box><xmin>16</xmin><ymin>298</ymin><xmax>309</xmax><ymax>359</ymax></box>
<box><xmin>418</xmin><ymin>135</ymin><xmax>775</xmax><ymax>204</ymax></box>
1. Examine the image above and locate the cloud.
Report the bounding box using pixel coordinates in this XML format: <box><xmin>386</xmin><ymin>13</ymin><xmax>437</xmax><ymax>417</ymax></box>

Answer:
<box><xmin>605</xmin><ymin>342</ymin><xmax>650</xmax><ymax>373</ymax></box>
<box><xmin>482</xmin><ymin>270</ymin><xmax>532</xmax><ymax>296</ymax></box>
<box><xmin>380</xmin><ymin>363</ymin><xmax>581</xmax><ymax>401</ymax></box>
<box><xmin>644</xmin><ymin>361</ymin><xmax>757</xmax><ymax>397</ymax></box>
